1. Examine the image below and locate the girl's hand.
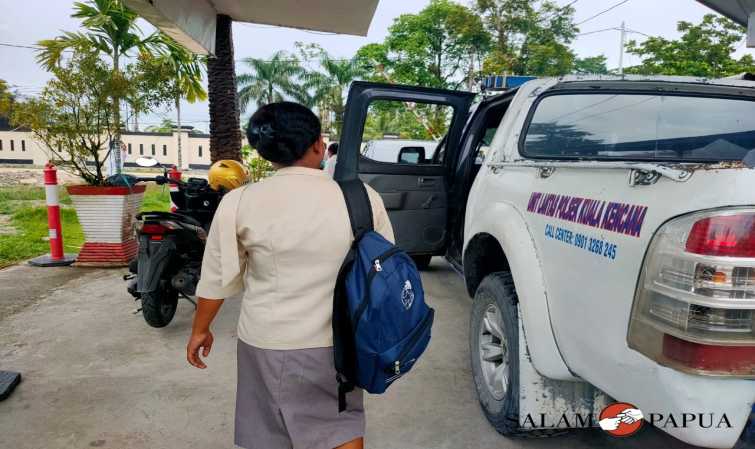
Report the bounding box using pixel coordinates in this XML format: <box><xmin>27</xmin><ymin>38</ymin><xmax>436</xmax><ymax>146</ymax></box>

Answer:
<box><xmin>187</xmin><ymin>331</ymin><xmax>214</xmax><ymax>369</ymax></box>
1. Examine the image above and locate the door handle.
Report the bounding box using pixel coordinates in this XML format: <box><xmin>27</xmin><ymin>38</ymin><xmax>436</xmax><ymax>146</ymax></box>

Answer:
<box><xmin>418</xmin><ymin>177</ymin><xmax>436</xmax><ymax>186</ymax></box>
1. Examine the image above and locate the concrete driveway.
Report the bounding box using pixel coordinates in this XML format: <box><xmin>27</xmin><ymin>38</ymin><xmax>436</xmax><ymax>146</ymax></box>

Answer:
<box><xmin>0</xmin><ymin>260</ymin><xmax>697</xmax><ymax>449</ymax></box>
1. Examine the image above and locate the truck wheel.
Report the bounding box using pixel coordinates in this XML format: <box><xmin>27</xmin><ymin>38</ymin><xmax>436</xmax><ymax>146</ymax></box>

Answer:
<box><xmin>470</xmin><ymin>272</ymin><xmax>521</xmax><ymax>435</ymax></box>
<box><xmin>141</xmin><ymin>283</ymin><xmax>178</xmax><ymax>328</ymax></box>
<box><xmin>411</xmin><ymin>255</ymin><xmax>432</xmax><ymax>270</ymax></box>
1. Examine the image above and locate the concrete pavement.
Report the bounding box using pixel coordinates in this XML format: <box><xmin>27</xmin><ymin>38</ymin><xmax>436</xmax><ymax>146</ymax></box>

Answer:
<box><xmin>0</xmin><ymin>260</ymin><xmax>697</xmax><ymax>448</ymax></box>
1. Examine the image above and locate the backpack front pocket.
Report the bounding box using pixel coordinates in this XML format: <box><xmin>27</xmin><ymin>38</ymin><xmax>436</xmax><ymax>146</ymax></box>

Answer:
<box><xmin>375</xmin><ymin>308</ymin><xmax>435</xmax><ymax>389</ymax></box>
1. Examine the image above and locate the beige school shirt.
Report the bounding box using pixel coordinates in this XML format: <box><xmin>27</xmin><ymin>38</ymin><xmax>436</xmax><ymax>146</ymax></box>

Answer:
<box><xmin>195</xmin><ymin>166</ymin><xmax>394</xmax><ymax>350</ymax></box>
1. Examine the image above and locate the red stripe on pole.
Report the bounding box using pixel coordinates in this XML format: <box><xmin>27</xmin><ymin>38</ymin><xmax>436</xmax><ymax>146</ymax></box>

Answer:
<box><xmin>43</xmin><ymin>162</ymin><xmax>64</xmax><ymax>261</ymax></box>
<box><xmin>47</xmin><ymin>205</ymin><xmax>64</xmax><ymax>259</ymax></box>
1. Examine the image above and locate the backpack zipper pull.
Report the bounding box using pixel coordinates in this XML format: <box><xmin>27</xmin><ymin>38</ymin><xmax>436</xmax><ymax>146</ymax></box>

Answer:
<box><xmin>374</xmin><ymin>259</ymin><xmax>382</xmax><ymax>272</ymax></box>
<box><xmin>394</xmin><ymin>360</ymin><xmax>400</xmax><ymax>375</ymax></box>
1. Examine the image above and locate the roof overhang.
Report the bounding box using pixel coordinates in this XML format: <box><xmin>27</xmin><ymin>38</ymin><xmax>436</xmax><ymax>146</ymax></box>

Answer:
<box><xmin>124</xmin><ymin>0</ymin><xmax>379</xmax><ymax>54</ymax></box>
<box><xmin>697</xmin><ymin>0</ymin><xmax>755</xmax><ymax>47</ymax></box>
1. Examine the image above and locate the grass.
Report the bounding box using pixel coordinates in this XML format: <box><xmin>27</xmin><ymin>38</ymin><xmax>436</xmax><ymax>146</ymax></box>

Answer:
<box><xmin>0</xmin><ymin>183</ymin><xmax>170</xmax><ymax>268</ymax></box>
<box><xmin>140</xmin><ymin>184</ymin><xmax>171</xmax><ymax>212</ymax></box>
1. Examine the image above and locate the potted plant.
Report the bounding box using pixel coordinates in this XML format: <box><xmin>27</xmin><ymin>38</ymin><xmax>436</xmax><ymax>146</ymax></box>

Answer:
<box><xmin>12</xmin><ymin>49</ymin><xmax>150</xmax><ymax>266</ymax></box>
<box><xmin>15</xmin><ymin>0</ymin><xmax>205</xmax><ymax>266</ymax></box>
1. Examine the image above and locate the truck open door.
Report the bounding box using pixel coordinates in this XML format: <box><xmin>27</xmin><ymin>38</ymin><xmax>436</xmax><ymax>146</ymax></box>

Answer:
<box><xmin>335</xmin><ymin>81</ymin><xmax>475</xmax><ymax>259</ymax></box>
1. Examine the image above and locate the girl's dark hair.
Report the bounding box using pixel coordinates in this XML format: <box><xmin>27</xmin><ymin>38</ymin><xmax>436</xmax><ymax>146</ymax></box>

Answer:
<box><xmin>327</xmin><ymin>142</ymin><xmax>339</xmax><ymax>155</ymax></box>
<box><xmin>246</xmin><ymin>102</ymin><xmax>321</xmax><ymax>165</ymax></box>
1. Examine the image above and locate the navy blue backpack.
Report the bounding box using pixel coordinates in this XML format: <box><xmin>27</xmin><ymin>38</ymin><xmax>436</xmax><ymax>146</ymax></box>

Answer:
<box><xmin>333</xmin><ymin>179</ymin><xmax>435</xmax><ymax>412</ymax></box>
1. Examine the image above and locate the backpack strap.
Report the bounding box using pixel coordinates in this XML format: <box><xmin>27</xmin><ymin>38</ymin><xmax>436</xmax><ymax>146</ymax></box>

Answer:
<box><xmin>337</xmin><ymin>179</ymin><xmax>374</xmax><ymax>239</ymax></box>
<box><xmin>332</xmin><ymin>246</ymin><xmax>357</xmax><ymax>412</ymax></box>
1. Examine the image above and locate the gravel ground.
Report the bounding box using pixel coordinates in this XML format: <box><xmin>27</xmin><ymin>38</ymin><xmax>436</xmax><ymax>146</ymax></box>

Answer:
<box><xmin>0</xmin><ymin>167</ymin><xmax>82</xmax><ymax>187</ymax></box>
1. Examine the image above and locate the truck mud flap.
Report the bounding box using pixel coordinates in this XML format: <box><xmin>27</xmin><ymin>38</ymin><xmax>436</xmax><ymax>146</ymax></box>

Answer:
<box><xmin>517</xmin><ymin>309</ymin><xmax>612</xmax><ymax>430</ymax></box>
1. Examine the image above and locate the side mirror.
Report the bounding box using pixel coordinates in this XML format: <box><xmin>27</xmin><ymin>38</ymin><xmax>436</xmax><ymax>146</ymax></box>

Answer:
<box><xmin>397</xmin><ymin>146</ymin><xmax>426</xmax><ymax>165</ymax></box>
<box><xmin>135</xmin><ymin>157</ymin><xmax>159</xmax><ymax>168</ymax></box>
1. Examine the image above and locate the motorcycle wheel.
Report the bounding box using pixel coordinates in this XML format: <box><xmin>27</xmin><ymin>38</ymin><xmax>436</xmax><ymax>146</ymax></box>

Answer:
<box><xmin>141</xmin><ymin>283</ymin><xmax>178</xmax><ymax>328</ymax></box>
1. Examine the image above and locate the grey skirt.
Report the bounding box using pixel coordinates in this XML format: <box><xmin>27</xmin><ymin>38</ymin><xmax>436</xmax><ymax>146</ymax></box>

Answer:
<box><xmin>235</xmin><ymin>340</ymin><xmax>365</xmax><ymax>449</ymax></box>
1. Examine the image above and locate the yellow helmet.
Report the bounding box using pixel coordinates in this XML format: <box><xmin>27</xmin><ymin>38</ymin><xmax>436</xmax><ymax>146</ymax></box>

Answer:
<box><xmin>208</xmin><ymin>160</ymin><xmax>250</xmax><ymax>191</ymax></box>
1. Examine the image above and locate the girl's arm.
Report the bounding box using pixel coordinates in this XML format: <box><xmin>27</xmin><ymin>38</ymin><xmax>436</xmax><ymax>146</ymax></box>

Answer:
<box><xmin>186</xmin><ymin>298</ymin><xmax>224</xmax><ymax>369</ymax></box>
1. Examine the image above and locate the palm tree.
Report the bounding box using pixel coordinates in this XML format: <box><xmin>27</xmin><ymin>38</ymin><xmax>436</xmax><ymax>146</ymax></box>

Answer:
<box><xmin>36</xmin><ymin>0</ymin><xmax>161</xmax><ymax>173</ymax></box>
<box><xmin>305</xmin><ymin>54</ymin><xmax>366</xmax><ymax>139</ymax></box>
<box><xmin>158</xmin><ymin>34</ymin><xmax>207</xmax><ymax>169</ymax></box>
<box><xmin>146</xmin><ymin>118</ymin><xmax>177</xmax><ymax>133</ymax></box>
<box><xmin>237</xmin><ymin>51</ymin><xmax>306</xmax><ymax>112</ymax></box>
<box><xmin>207</xmin><ymin>14</ymin><xmax>242</xmax><ymax>162</ymax></box>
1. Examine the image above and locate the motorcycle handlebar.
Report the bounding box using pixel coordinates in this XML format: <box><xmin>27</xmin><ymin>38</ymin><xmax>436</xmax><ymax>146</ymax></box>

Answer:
<box><xmin>133</xmin><ymin>176</ymin><xmax>186</xmax><ymax>187</ymax></box>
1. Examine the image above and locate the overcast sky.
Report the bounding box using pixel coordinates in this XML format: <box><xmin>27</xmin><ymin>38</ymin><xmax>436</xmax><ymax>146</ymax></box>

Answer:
<box><xmin>0</xmin><ymin>0</ymin><xmax>752</xmax><ymax>132</ymax></box>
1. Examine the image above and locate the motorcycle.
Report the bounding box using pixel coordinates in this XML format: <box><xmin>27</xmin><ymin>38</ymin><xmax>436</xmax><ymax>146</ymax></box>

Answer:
<box><xmin>121</xmin><ymin>157</ymin><xmax>223</xmax><ymax>327</ymax></box>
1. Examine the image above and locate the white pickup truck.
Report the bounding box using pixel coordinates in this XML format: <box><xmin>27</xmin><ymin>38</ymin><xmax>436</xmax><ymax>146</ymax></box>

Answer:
<box><xmin>336</xmin><ymin>75</ymin><xmax>754</xmax><ymax>448</ymax></box>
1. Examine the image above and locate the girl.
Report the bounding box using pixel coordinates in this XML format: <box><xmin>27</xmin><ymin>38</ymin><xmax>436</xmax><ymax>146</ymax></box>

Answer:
<box><xmin>186</xmin><ymin>102</ymin><xmax>393</xmax><ymax>449</ymax></box>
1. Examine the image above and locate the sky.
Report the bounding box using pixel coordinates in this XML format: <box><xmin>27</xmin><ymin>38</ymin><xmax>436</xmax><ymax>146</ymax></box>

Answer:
<box><xmin>0</xmin><ymin>0</ymin><xmax>753</xmax><ymax>133</ymax></box>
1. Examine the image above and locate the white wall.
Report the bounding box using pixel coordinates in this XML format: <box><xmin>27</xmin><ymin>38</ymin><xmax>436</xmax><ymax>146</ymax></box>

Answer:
<box><xmin>0</xmin><ymin>129</ymin><xmax>212</xmax><ymax>171</ymax></box>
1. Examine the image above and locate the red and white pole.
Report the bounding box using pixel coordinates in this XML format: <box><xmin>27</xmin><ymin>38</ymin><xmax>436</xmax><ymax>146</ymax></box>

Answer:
<box><xmin>168</xmin><ymin>165</ymin><xmax>182</xmax><ymax>212</ymax></box>
<box><xmin>29</xmin><ymin>162</ymin><xmax>76</xmax><ymax>266</ymax></box>
<box><xmin>44</xmin><ymin>163</ymin><xmax>64</xmax><ymax>259</ymax></box>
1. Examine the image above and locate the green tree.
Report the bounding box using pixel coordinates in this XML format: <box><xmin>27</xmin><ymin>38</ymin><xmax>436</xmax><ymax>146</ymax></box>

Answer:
<box><xmin>146</xmin><ymin>118</ymin><xmax>177</xmax><ymax>133</ymax></box>
<box><xmin>12</xmin><ymin>49</ymin><xmax>124</xmax><ymax>185</ymax></box>
<box><xmin>36</xmin><ymin>0</ymin><xmax>162</xmax><ymax>171</ymax></box>
<box><xmin>574</xmin><ymin>55</ymin><xmax>609</xmax><ymax>74</ymax></box>
<box><xmin>0</xmin><ymin>80</ymin><xmax>17</xmax><ymax>129</ymax></box>
<box><xmin>299</xmin><ymin>46</ymin><xmax>367</xmax><ymax>139</ymax></box>
<box><xmin>475</xmin><ymin>0</ymin><xmax>578</xmax><ymax>76</ymax></box>
<box><xmin>240</xmin><ymin>144</ymin><xmax>274</xmax><ymax>182</ymax></box>
<box><xmin>357</xmin><ymin>0</ymin><xmax>489</xmax><ymax>89</ymax></box>
<box><xmin>144</xmin><ymin>34</ymin><xmax>207</xmax><ymax>168</ymax></box>
<box><xmin>237</xmin><ymin>51</ymin><xmax>306</xmax><ymax>112</ymax></box>
<box><xmin>363</xmin><ymin>109</ymin><xmax>401</xmax><ymax>141</ymax></box>
<box><xmin>625</xmin><ymin>14</ymin><xmax>755</xmax><ymax>77</ymax></box>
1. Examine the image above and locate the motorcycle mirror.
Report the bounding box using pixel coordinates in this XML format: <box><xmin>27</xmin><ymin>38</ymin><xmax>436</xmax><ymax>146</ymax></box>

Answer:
<box><xmin>135</xmin><ymin>157</ymin><xmax>159</xmax><ymax>168</ymax></box>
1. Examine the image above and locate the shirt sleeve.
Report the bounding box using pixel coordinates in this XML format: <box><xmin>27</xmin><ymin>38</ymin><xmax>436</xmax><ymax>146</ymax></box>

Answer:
<box><xmin>195</xmin><ymin>190</ymin><xmax>246</xmax><ymax>300</ymax></box>
<box><xmin>366</xmin><ymin>185</ymin><xmax>395</xmax><ymax>244</ymax></box>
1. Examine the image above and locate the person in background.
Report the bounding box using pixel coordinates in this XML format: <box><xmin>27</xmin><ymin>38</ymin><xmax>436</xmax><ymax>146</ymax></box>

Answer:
<box><xmin>186</xmin><ymin>102</ymin><xmax>394</xmax><ymax>449</ymax></box>
<box><xmin>325</xmin><ymin>142</ymin><xmax>338</xmax><ymax>177</ymax></box>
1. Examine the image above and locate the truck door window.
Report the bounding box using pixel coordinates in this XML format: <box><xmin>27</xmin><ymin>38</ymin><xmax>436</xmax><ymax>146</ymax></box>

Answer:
<box><xmin>521</xmin><ymin>93</ymin><xmax>755</xmax><ymax>162</ymax></box>
<box><xmin>360</xmin><ymin>99</ymin><xmax>452</xmax><ymax>165</ymax></box>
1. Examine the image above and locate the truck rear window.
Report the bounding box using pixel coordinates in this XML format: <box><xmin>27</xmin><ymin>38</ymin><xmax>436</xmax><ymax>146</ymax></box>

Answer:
<box><xmin>522</xmin><ymin>93</ymin><xmax>755</xmax><ymax>162</ymax></box>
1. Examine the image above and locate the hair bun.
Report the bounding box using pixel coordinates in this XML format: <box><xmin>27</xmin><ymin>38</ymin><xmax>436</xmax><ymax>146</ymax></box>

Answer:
<box><xmin>246</xmin><ymin>102</ymin><xmax>321</xmax><ymax>166</ymax></box>
<box><xmin>248</xmin><ymin>123</ymin><xmax>276</xmax><ymax>147</ymax></box>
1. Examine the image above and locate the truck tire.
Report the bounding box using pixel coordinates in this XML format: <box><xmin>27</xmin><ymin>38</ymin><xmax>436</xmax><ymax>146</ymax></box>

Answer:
<box><xmin>141</xmin><ymin>283</ymin><xmax>178</xmax><ymax>328</ymax></box>
<box><xmin>411</xmin><ymin>255</ymin><xmax>432</xmax><ymax>270</ymax></box>
<box><xmin>470</xmin><ymin>272</ymin><xmax>521</xmax><ymax>435</ymax></box>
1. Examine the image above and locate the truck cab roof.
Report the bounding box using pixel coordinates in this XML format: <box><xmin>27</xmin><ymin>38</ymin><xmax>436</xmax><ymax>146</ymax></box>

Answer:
<box><xmin>484</xmin><ymin>74</ymin><xmax>755</xmax><ymax>102</ymax></box>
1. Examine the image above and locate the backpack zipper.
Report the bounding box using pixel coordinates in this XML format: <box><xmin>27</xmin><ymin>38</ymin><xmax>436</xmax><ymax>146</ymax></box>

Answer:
<box><xmin>352</xmin><ymin>247</ymin><xmax>404</xmax><ymax>331</ymax></box>
<box><xmin>388</xmin><ymin>308</ymin><xmax>434</xmax><ymax>375</ymax></box>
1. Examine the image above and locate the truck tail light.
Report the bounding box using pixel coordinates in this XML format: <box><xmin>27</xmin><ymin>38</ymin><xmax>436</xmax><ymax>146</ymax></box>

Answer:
<box><xmin>628</xmin><ymin>209</ymin><xmax>755</xmax><ymax>378</ymax></box>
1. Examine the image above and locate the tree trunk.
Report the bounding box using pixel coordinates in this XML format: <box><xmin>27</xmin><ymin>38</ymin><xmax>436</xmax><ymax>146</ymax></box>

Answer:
<box><xmin>175</xmin><ymin>96</ymin><xmax>182</xmax><ymax>169</ymax></box>
<box><xmin>208</xmin><ymin>14</ymin><xmax>242</xmax><ymax>162</ymax></box>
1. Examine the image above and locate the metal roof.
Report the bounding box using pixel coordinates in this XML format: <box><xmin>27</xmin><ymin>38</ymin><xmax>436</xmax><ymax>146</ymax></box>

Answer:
<box><xmin>697</xmin><ymin>0</ymin><xmax>754</xmax><ymax>48</ymax></box>
<box><xmin>124</xmin><ymin>0</ymin><xmax>380</xmax><ymax>54</ymax></box>
<box><xmin>697</xmin><ymin>0</ymin><xmax>755</xmax><ymax>26</ymax></box>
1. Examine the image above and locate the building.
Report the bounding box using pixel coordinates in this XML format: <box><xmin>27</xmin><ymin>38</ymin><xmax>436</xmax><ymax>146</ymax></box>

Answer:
<box><xmin>0</xmin><ymin>127</ymin><xmax>215</xmax><ymax>170</ymax></box>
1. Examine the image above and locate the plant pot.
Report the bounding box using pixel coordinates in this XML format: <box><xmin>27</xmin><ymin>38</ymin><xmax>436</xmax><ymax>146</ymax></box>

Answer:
<box><xmin>66</xmin><ymin>184</ymin><xmax>146</xmax><ymax>267</ymax></box>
